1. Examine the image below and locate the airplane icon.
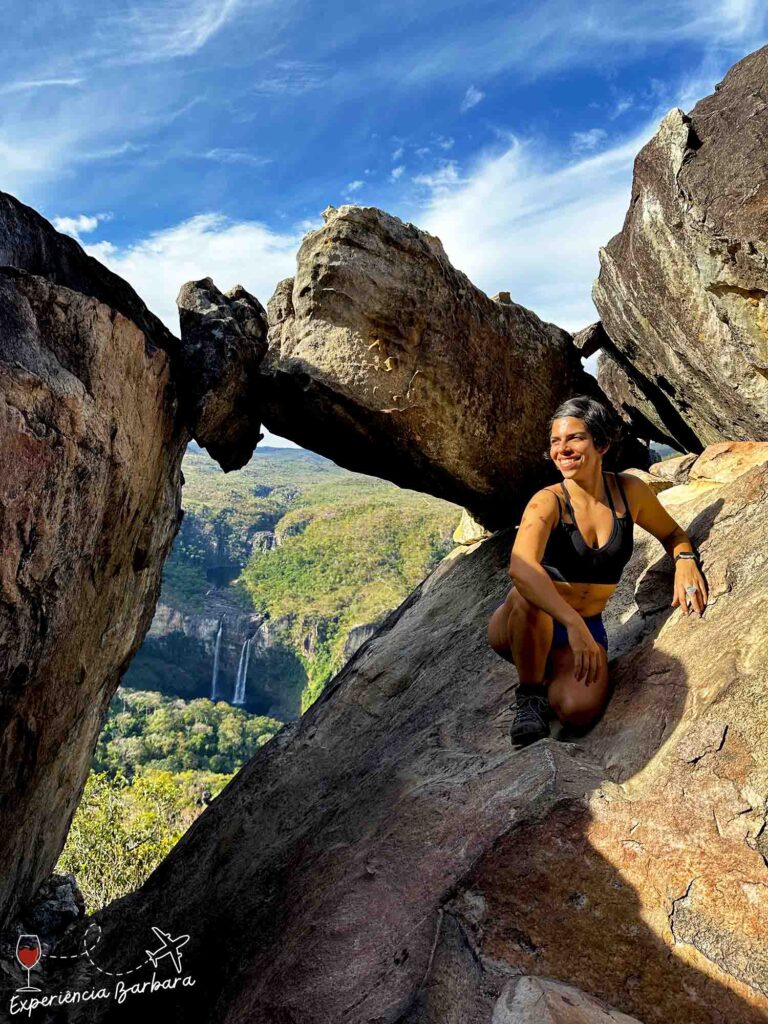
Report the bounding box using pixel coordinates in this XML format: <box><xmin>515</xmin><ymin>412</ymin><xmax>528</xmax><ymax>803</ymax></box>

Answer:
<box><xmin>145</xmin><ymin>926</ymin><xmax>190</xmax><ymax>973</ymax></box>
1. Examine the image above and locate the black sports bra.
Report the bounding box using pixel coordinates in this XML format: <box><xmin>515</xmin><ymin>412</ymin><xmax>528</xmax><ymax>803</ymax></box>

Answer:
<box><xmin>540</xmin><ymin>471</ymin><xmax>634</xmax><ymax>585</ymax></box>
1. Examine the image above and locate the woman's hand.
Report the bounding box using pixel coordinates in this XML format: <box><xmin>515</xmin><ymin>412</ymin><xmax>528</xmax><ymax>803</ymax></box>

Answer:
<box><xmin>671</xmin><ymin>560</ymin><xmax>708</xmax><ymax>617</ymax></box>
<box><xmin>566</xmin><ymin>620</ymin><xmax>604</xmax><ymax>686</ymax></box>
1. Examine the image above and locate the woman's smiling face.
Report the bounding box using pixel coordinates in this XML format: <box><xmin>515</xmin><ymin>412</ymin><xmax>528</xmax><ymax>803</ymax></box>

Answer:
<box><xmin>549</xmin><ymin>416</ymin><xmax>606</xmax><ymax>475</ymax></box>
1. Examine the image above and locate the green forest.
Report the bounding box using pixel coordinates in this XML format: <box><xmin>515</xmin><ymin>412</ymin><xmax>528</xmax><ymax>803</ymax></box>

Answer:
<box><xmin>59</xmin><ymin>444</ymin><xmax>464</xmax><ymax>911</ymax></box>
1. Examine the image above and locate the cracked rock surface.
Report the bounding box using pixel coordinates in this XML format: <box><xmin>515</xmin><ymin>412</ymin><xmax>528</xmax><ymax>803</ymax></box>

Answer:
<box><xmin>0</xmin><ymin>197</ymin><xmax>270</xmax><ymax>935</ymax></box>
<box><xmin>0</xmin><ymin>267</ymin><xmax>187</xmax><ymax>931</ymax></box>
<box><xmin>593</xmin><ymin>45</ymin><xmax>768</xmax><ymax>449</ymax></box>
<box><xmin>176</xmin><ymin>277</ymin><xmax>268</xmax><ymax>471</ymax></box>
<box><xmin>258</xmin><ymin>204</ymin><xmax>616</xmax><ymax>530</ymax></box>
<box><xmin>42</xmin><ymin>448</ymin><xmax>768</xmax><ymax>1023</ymax></box>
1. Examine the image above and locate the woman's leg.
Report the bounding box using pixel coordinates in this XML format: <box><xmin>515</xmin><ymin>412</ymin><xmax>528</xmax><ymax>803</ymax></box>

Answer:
<box><xmin>487</xmin><ymin>587</ymin><xmax>554</xmax><ymax>683</ymax></box>
<box><xmin>547</xmin><ymin>641</ymin><xmax>610</xmax><ymax>727</ymax></box>
<box><xmin>488</xmin><ymin>588</ymin><xmax>556</xmax><ymax>747</ymax></box>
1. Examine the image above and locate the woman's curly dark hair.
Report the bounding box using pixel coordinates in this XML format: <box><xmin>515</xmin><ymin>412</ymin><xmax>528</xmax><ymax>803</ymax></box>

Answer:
<box><xmin>546</xmin><ymin>395</ymin><xmax>622</xmax><ymax>465</ymax></box>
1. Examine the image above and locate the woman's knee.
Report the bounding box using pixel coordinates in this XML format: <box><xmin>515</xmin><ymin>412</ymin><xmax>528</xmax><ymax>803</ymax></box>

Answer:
<box><xmin>507</xmin><ymin>589</ymin><xmax>549</xmax><ymax>627</ymax></box>
<box><xmin>553</xmin><ymin>698</ymin><xmax>602</xmax><ymax>727</ymax></box>
<box><xmin>487</xmin><ymin>601</ymin><xmax>513</xmax><ymax>656</ymax></box>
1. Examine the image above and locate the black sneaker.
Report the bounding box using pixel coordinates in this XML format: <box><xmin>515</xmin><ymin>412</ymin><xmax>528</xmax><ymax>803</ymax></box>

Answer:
<box><xmin>509</xmin><ymin>684</ymin><xmax>551</xmax><ymax>748</ymax></box>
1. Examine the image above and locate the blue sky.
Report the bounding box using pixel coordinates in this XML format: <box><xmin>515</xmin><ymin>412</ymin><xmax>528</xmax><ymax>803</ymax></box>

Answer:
<box><xmin>3</xmin><ymin>0</ymin><xmax>767</xmax><ymax>446</ymax></box>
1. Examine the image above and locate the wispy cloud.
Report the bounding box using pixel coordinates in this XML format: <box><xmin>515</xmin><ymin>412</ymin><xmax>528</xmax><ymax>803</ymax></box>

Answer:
<box><xmin>84</xmin><ymin>212</ymin><xmax>300</xmax><ymax>333</ymax></box>
<box><xmin>460</xmin><ymin>84</ymin><xmax>484</xmax><ymax>111</ymax></box>
<box><xmin>390</xmin><ymin>0</ymin><xmax>768</xmax><ymax>88</ymax></box>
<box><xmin>405</xmin><ymin>124</ymin><xmax>654</xmax><ymax>332</ymax></box>
<box><xmin>98</xmin><ymin>0</ymin><xmax>250</xmax><ymax>65</ymax></box>
<box><xmin>250</xmin><ymin>61</ymin><xmax>329</xmax><ymax>95</ymax></box>
<box><xmin>412</xmin><ymin>160</ymin><xmax>462</xmax><ymax>195</ymax></box>
<box><xmin>203</xmin><ymin>148</ymin><xmax>272</xmax><ymax>166</ymax></box>
<box><xmin>571</xmin><ymin>128</ymin><xmax>607</xmax><ymax>153</ymax></box>
<box><xmin>344</xmin><ymin>179</ymin><xmax>364</xmax><ymax>194</ymax></box>
<box><xmin>610</xmin><ymin>96</ymin><xmax>634</xmax><ymax>119</ymax></box>
<box><xmin>390</xmin><ymin>165</ymin><xmax>405</xmax><ymax>181</ymax></box>
<box><xmin>0</xmin><ymin>77</ymin><xmax>83</xmax><ymax>95</ymax></box>
<box><xmin>398</xmin><ymin>33</ymin><xmax>763</xmax><ymax>332</ymax></box>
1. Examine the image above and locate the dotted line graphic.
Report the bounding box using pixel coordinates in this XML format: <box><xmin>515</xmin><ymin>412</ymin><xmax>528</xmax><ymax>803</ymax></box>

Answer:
<box><xmin>45</xmin><ymin>923</ymin><xmax>152</xmax><ymax>977</ymax></box>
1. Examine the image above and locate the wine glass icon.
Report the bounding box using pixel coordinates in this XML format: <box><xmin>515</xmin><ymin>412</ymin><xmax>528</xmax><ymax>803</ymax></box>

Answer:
<box><xmin>15</xmin><ymin>934</ymin><xmax>42</xmax><ymax>992</ymax></box>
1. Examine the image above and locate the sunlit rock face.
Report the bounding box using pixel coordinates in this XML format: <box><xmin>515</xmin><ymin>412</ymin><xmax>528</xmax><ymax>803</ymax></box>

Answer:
<box><xmin>0</xmin><ymin>197</ymin><xmax>271</xmax><ymax>931</ymax></box>
<box><xmin>47</xmin><ymin>449</ymin><xmax>768</xmax><ymax>1024</ymax></box>
<box><xmin>594</xmin><ymin>45</ymin><xmax>768</xmax><ymax>449</ymax></box>
<box><xmin>258</xmin><ymin>203</ymin><xmax>624</xmax><ymax>531</ymax></box>
<box><xmin>0</xmin><ymin>266</ymin><xmax>187</xmax><ymax>930</ymax></box>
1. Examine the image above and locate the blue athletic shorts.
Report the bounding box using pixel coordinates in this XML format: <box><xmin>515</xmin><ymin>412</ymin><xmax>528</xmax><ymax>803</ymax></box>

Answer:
<box><xmin>551</xmin><ymin>613</ymin><xmax>608</xmax><ymax>653</ymax></box>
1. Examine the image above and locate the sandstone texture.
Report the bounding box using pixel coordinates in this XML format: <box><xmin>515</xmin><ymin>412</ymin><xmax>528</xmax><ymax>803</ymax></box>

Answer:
<box><xmin>176</xmin><ymin>277</ymin><xmax>268</xmax><ymax>471</ymax></box>
<box><xmin>0</xmin><ymin>199</ymin><xmax>268</xmax><ymax>932</ymax></box>
<box><xmin>689</xmin><ymin>440</ymin><xmax>768</xmax><ymax>484</ymax></box>
<box><xmin>37</xmin><ymin>447</ymin><xmax>768</xmax><ymax>1024</ymax></box>
<box><xmin>0</xmin><ymin>267</ymin><xmax>187</xmax><ymax>930</ymax></box>
<box><xmin>453</xmin><ymin>508</ymin><xmax>491</xmax><ymax>545</ymax></box>
<box><xmin>0</xmin><ymin>192</ymin><xmax>176</xmax><ymax>359</ymax></box>
<box><xmin>491</xmin><ymin>976</ymin><xmax>643</xmax><ymax>1023</ymax></box>
<box><xmin>571</xmin><ymin>321</ymin><xmax>609</xmax><ymax>360</ymax></box>
<box><xmin>649</xmin><ymin>452</ymin><xmax>698</xmax><ymax>484</ymax></box>
<box><xmin>257</xmin><ymin>204</ymin><xmax>626</xmax><ymax>530</ymax></box>
<box><xmin>593</xmin><ymin>46</ymin><xmax>768</xmax><ymax>449</ymax></box>
<box><xmin>622</xmin><ymin>467</ymin><xmax>672</xmax><ymax>493</ymax></box>
<box><xmin>596</xmin><ymin>347</ymin><xmax>693</xmax><ymax>450</ymax></box>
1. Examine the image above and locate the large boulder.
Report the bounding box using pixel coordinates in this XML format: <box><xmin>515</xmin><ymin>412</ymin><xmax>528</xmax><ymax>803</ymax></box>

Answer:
<box><xmin>0</xmin><ymin>192</ymin><xmax>176</xmax><ymax>359</ymax></box>
<box><xmin>176</xmin><ymin>278</ymin><xmax>269</xmax><ymax>471</ymax></box>
<box><xmin>38</xmin><ymin>454</ymin><xmax>768</xmax><ymax>1023</ymax></box>
<box><xmin>593</xmin><ymin>46</ymin><xmax>768</xmax><ymax>449</ymax></box>
<box><xmin>0</xmin><ymin>266</ymin><xmax>187</xmax><ymax>930</ymax></box>
<box><xmin>0</xmin><ymin>198</ymin><xmax>268</xmax><ymax>931</ymax></box>
<box><xmin>256</xmin><ymin>204</ymin><xmax>634</xmax><ymax>530</ymax></box>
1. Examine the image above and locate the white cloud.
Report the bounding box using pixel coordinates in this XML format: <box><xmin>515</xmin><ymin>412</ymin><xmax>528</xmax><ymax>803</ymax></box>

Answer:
<box><xmin>84</xmin><ymin>212</ymin><xmax>300</xmax><ymax>334</ymax></box>
<box><xmin>391</xmin><ymin>0</ymin><xmax>768</xmax><ymax>87</ymax></box>
<box><xmin>344</xmin><ymin>179</ymin><xmax>364</xmax><ymax>194</ymax></box>
<box><xmin>404</xmin><ymin>129</ymin><xmax>649</xmax><ymax>333</ymax></box>
<box><xmin>571</xmin><ymin>128</ymin><xmax>607</xmax><ymax>153</ymax></box>
<box><xmin>390</xmin><ymin>164</ymin><xmax>405</xmax><ymax>181</ymax></box>
<box><xmin>460</xmin><ymin>84</ymin><xmax>485</xmax><ymax>112</ymax></box>
<box><xmin>249</xmin><ymin>61</ymin><xmax>329</xmax><ymax>95</ymax></box>
<box><xmin>399</xmin><ymin>48</ymin><xmax>760</xmax><ymax>334</ymax></box>
<box><xmin>203</xmin><ymin>148</ymin><xmax>272</xmax><ymax>166</ymax></box>
<box><xmin>0</xmin><ymin>78</ymin><xmax>83</xmax><ymax>95</ymax></box>
<box><xmin>412</xmin><ymin>160</ymin><xmax>462</xmax><ymax>195</ymax></box>
<box><xmin>610</xmin><ymin>96</ymin><xmax>634</xmax><ymax>119</ymax></box>
<box><xmin>392</xmin><ymin>146</ymin><xmax>404</xmax><ymax>160</ymax></box>
<box><xmin>100</xmin><ymin>0</ymin><xmax>249</xmax><ymax>64</ymax></box>
<box><xmin>83</xmin><ymin>211</ymin><xmax>304</xmax><ymax>448</ymax></box>
<box><xmin>51</xmin><ymin>212</ymin><xmax>112</xmax><ymax>241</ymax></box>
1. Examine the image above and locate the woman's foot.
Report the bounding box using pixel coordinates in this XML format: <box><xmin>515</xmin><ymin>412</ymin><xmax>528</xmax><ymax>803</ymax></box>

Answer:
<box><xmin>509</xmin><ymin>683</ymin><xmax>551</xmax><ymax>748</ymax></box>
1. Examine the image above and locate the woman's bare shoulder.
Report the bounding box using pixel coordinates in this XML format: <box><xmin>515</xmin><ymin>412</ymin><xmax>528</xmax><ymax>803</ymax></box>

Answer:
<box><xmin>612</xmin><ymin>471</ymin><xmax>648</xmax><ymax>516</ymax></box>
<box><xmin>523</xmin><ymin>487</ymin><xmax>561</xmax><ymax>517</ymax></box>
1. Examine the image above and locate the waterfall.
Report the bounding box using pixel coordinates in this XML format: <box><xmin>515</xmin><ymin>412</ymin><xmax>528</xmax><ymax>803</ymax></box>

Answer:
<box><xmin>232</xmin><ymin>636</ymin><xmax>253</xmax><ymax>705</ymax></box>
<box><xmin>210</xmin><ymin>618</ymin><xmax>224</xmax><ymax>701</ymax></box>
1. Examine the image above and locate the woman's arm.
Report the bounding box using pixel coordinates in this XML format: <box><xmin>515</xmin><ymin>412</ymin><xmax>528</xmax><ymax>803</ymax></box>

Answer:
<box><xmin>508</xmin><ymin>491</ymin><xmax>604</xmax><ymax>684</ymax></box>
<box><xmin>508</xmin><ymin>491</ymin><xmax>583</xmax><ymax>627</ymax></box>
<box><xmin>623</xmin><ymin>474</ymin><xmax>708</xmax><ymax>616</ymax></box>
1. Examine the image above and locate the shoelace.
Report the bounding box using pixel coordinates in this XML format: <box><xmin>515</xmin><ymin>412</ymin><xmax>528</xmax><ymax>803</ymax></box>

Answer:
<box><xmin>510</xmin><ymin>692</ymin><xmax>550</xmax><ymax>736</ymax></box>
